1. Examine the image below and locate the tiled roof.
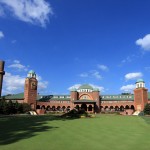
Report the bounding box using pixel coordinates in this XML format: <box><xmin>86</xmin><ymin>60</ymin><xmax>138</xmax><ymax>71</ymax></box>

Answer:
<box><xmin>101</xmin><ymin>94</ymin><xmax>134</xmax><ymax>101</ymax></box>
<box><xmin>2</xmin><ymin>93</ymin><xmax>24</xmax><ymax>100</ymax></box>
<box><xmin>37</xmin><ymin>95</ymin><xmax>70</xmax><ymax>101</ymax></box>
<box><xmin>1</xmin><ymin>92</ymin><xmax>150</xmax><ymax>101</ymax></box>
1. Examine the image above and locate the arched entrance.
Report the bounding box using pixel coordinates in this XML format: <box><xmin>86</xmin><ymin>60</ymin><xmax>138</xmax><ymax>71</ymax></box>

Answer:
<box><xmin>110</xmin><ymin>106</ymin><xmax>114</xmax><ymax>111</ymax></box>
<box><xmin>46</xmin><ymin>105</ymin><xmax>51</xmax><ymax>111</ymax></box>
<box><xmin>62</xmin><ymin>106</ymin><xmax>66</xmax><ymax>111</ymax></box>
<box><xmin>125</xmin><ymin>105</ymin><xmax>129</xmax><ymax>109</ymax></box>
<box><xmin>88</xmin><ymin>105</ymin><xmax>92</xmax><ymax>111</ymax></box>
<box><xmin>67</xmin><ymin>106</ymin><xmax>70</xmax><ymax>111</ymax></box>
<box><xmin>57</xmin><ymin>106</ymin><xmax>61</xmax><ymax>111</ymax></box>
<box><xmin>131</xmin><ymin>105</ymin><xmax>135</xmax><ymax>110</ymax></box>
<box><xmin>115</xmin><ymin>106</ymin><xmax>119</xmax><ymax>111</ymax></box>
<box><xmin>41</xmin><ymin>105</ymin><xmax>45</xmax><ymax>109</ymax></box>
<box><xmin>120</xmin><ymin>105</ymin><xmax>124</xmax><ymax>111</ymax></box>
<box><xmin>52</xmin><ymin>106</ymin><xmax>56</xmax><ymax>111</ymax></box>
<box><xmin>36</xmin><ymin>105</ymin><xmax>40</xmax><ymax>109</ymax></box>
<box><xmin>81</xmin><ymin>103</ymin><xmax>87</xmax><ymax>111</ymax></box>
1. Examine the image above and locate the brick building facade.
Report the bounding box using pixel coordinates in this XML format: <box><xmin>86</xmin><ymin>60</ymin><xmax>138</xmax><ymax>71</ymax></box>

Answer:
<box><xmin>2</xmin><ymin>71</ymin><xmax>150</xmax><ymax>114</ymax></box>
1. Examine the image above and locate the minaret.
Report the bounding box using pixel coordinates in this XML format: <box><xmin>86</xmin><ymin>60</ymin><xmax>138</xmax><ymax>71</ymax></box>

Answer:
<box><xmin>24</xmin><ymin>70</ymin><xmax>38</xmax><ymax>110</ymax></box>
<box><xmin>0</xmin><ymin>60</ymin><xmax>5</xmax><ymax>97</ymax></box>
<box><xmin>134</xmin><ymin>79</ymin><xmax>148</xmax><ymax>111</ymax></box>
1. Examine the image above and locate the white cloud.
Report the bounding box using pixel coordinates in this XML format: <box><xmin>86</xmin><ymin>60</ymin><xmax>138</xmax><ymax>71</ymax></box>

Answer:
<box><xmin>98</xmin><ymin>64</ymin><xmax>109</xmax><ymax>71</ymax></box>
<box><xmin>68</xmin><ymin>83</ymin><xmax>104</xmax><ymax>92</ymax></box>
<box><xmin>79</xmin><ymin>73</ymin><xmax>88</xmax><ymax>77</ymax></box>
<box><xmin>79</xmin><ymin>70</ymin><xmax>102</xmax><ymax>80</ymax></box>
<box><xmin>91</xmin><ymin>70</ymin><xmax>102</xmax><ymax>80</ymax></box>
<box><xmin>2</xmin><ymin>72</ymin><xmax>48</xmax><ymax>95</ymax></box>
<box><xmin>120</xmin><ymin>84</ymin><xmax>135</xmax><ymax>92</ymax></box>
<box><xmin>8</xmin><ymin>60</ymin><xmax>28</xmax><ymax>71</ymax></box>
<box><xmin>125</xmin><ymin>72</ymin><xmax>143</xmax><ymax>80</ymax></box>
<box><xmin>136</xmin><ymin>34</ymin><xmax>150</xmax><ymax>51</ymax></box>
<box><xmin>121</xmin><ymin>56</ymin><xmax>132</xmax><ymax>64</ymax></box>
<box><xmin>3</xmin><ymin>72</ymin><xmax>25</xmax><ymax>94</ymax></box>
<box><xmin>0</xmin><ymin>0</ymin><xmax>53</xmax><ymax>27</ymax></box>
<box><xmin>68</xmin><ymin>84</ymin><xmax>81</xmax><ymax>91</ymax></box>
<box><xmin>89</xmin><ymin>84</ymin><xmax>104</xmax><ymax>92</ymax></box>
<box><xmin>0</xmin><ymin>31</ymin><xmax>4</xmax><ymax>39</ymax></box>
<box><xmin>36</xmin><ymin>74</ymin><xmax>48</xmax><ymax>91</ymax></box>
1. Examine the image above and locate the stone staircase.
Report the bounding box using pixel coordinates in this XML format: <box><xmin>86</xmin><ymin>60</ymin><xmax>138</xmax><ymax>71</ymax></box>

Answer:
<box><xmin>132</xmin><ymin>110</ymin><xmax>141</xmax><ymax>116</ymax></box>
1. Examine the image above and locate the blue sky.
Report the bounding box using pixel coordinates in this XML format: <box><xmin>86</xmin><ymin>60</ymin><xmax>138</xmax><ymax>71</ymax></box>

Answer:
<box><xmin>1</xmin><ymin>0</ymin><xmax>150</xmax><ymax>95</ymax></box>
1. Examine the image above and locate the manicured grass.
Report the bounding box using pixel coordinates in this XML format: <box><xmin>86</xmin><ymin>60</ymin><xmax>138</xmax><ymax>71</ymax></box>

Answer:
<box><xmin>0</xmin><ymin>115</ymin><xmax>150</xmax><ymax>150</ymax></box>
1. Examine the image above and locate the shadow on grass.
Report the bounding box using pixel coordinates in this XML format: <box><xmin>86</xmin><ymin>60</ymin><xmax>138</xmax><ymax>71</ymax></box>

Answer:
<box><xmin>0</xmin><ymin>110</ymin><xmax>86</xmax><ymax>145</ymax></box>
<box><xmin>140</xmin><ymin>116</ymin><xmax>150</xmax><ymax>124</ymax></box>
<box><xmin>0</xmin><ymin>115</ymin><xmax>63</xmax><ymax>145</ymax></box>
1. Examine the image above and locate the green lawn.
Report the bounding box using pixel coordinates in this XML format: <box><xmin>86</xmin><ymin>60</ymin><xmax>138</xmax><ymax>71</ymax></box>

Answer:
<box><xmin>0</xmin><ymin>115</ymin><xmax>150</xmax><ymax>150</ymax></box>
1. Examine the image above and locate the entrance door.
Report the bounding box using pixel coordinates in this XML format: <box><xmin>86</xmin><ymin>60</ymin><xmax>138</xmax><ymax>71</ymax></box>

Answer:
<box><xmin>81</xmin><ymin>103</ymin><xmax>87</xmax><ymax>111</ymax></box>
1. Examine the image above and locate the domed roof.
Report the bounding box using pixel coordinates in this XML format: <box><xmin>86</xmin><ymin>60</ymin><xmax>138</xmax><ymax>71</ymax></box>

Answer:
<box><xmin>70</xmin><ymin>88</ymin><xmax>77</xmax><ymax>92</ymax></box>
<box><xmin>29</xmin><ymin>70</ymin><xmax>35</xmax><ymax>74</ymax></box>
<box><xmin>136</xmin><ymin>79</ymin><xmax>145</xmax><ymax>83</ymax></box>
<box><xmin>93</xmin><ymin>88</ymin><xmax>99</xmax><ymax>91</ymax></box>
<box><xmin>78</xmin><ymin>84</ymin><xmax>93</xmax><ymax>90</ymax></box>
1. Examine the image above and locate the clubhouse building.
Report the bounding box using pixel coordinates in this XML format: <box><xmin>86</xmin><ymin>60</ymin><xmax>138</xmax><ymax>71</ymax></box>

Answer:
<box><xmin>1</xmin><ymin>69</ymin><xmax>150</xmax><ymax>114</ymax></box>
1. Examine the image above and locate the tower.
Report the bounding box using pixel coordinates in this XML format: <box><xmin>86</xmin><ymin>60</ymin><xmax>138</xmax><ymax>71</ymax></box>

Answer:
<box><xmin>24</xmin><ymin>70</ymin><xmax>38</xmax><ymax>110</ymax></box>
<box><xmin>93</xmin><ymin>88</ymin><xmax>100</xmax><ymax>112</ymax></box>
<box><xmin>0</xmin><ymin>60</ymin><xmax>5</xmax><ymax>97</ymax></box>
<box><xmin>70</xmin><ymin>88</ymin><xmax>78</xmax><ymax>109</ymax></box>
<box><xmin>134</xmin><ymin>79</ymin><xmax>148</xmax><ymax>111</ymax></box>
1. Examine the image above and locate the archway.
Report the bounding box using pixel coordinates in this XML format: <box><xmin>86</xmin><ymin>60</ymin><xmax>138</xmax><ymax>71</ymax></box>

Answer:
<box><xmin>131</xmin><ymin>105</ymin><xmax>135</xmax><ymax>110</ymax></box>
<box><xmin>81</xmin><ymin>103</ymin><xmax>87</xmax><ymax>111</ymax></box>
<box><xmin>110</xmin><ymin>106</ymin><xmax>114</xmax><ymax>110</ymax></box>
<box><xmin>88</xmin><ymin>105</ymin><xmax>92</xmax><ymax>111</ymax></box>
<box><xmin>46</xmin><ymin>105</ymin><xmax>51</xmax><ymax>111</ymax></box>
<box><xmin>67</xmin><ymin>106</ymin><xmax>71</xmax><ymax>111</ymax></box>
<box><xmin>104</xmin><ymin>106</ymin><xmax>108</xmax><ymax>111</ymax></box>
<box><xmin>52</xmin><ymin>106</ymin><xmax>56</xmax><ymax>111</ymax></box>
<box><xmin>62</xmin><ymin>106</ymin><xmax>66</xmax><ymax>111</ymax></box>
<box><xmin>120</xmin><ymin>105</ymin><xmax>124</xmax><ymax>111</ymax></box>
<box><xmin>115</xmin><ymin>106</ymin><xmax>119</xmax><ymax>111</ymax></box>
<box><xmin>57</xmin><ymin>106</ymin><xmax>61</xmax><ymax>111</ymax></box>
<box><xmin>36</xmin><ymin>105</ymin><xmax>40</xmax><ymax>109</ymax></box>
<box><xmin>125</xmin><ymin>105</ymin><xmax>129</xmax><ymax>109</ymax></box>
<box><xmin>41</xmin><ymin>105</ymin><xmax>45</xmax><ymax>109</ymax></box>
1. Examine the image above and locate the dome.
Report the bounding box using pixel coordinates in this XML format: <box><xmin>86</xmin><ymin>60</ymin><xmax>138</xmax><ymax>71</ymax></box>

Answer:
<box><xmin>78</xmin><ymin>84</ymin><xmax>93</xmax><ymax>90</ymax></box>
<box><xmin>70</xmin><ymin>88</ymin><xmax>77</xmax><ymax>92</ymax></box>
<box><xmin>29</xmin><ymin>70</ymin><xmax>35</xmax><ymax>74</ymax></box>
<box><xmin>93</xmin><ymin>88</ymin><xmax>99</xmax><ymax>91</ymax></box>
<box><xmin>27</xmin><ymin>70</ymin><xmax>36</xmax><ymax>78</ymax></box>
<box><xmin>136</xmin><ymin>79</ymin><xmax>145</xmax><ymax>83</ymax></box>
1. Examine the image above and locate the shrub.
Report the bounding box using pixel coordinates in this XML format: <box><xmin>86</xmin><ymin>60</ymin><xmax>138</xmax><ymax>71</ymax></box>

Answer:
<box><xmin>144</xmin><ymin>103</ymin><xmax>150</xmax><ymax>115</ymax></box>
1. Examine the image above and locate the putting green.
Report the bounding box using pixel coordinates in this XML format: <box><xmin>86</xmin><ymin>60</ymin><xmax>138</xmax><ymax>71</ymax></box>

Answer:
<box><xmin>0</xmin><ymin>115</ymin><xmax>150</xmax><ymax>150</ymax></box>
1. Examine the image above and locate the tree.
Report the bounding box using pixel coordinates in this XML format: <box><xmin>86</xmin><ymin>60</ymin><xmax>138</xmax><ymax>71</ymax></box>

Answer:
<box><xmin>22</xmin><ymin>103</ymin><xmax>31</xmax><ymax>113</ymax></box>
<box><xmin>8</xmin><ymin>100</ymin><xmax>14</xmax><ymax>114</ymax></box>
<box><xmin>0</xmin><ymin>99</ymin><xmax>31</xmax><ymax>114</ymax></box>
<box><xmin>144</xmin><ymin>103</ymin><xmax>150</xmax><ymax>115</ymax></box>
